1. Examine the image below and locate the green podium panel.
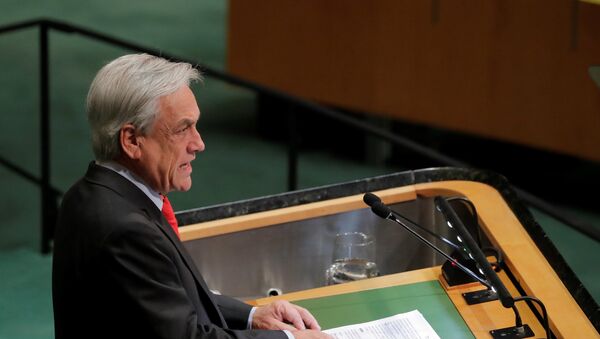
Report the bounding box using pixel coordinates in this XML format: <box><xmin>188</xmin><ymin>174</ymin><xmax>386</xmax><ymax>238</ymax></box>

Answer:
<box><xmin>293</xmin><ymin>280</ymin><xmax>474</xmax><ymax>338</ymax></box>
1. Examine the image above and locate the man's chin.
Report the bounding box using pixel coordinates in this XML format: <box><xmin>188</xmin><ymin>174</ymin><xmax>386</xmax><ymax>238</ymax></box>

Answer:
<box><xmin>173</xmin><ymin>179</ymin><xmax>193</xmax><ymax>192</ymax></box>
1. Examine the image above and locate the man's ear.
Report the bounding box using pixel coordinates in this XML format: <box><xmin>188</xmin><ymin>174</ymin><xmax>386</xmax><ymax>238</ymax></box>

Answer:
<box><xmin>120</xmin><ymin>124</ymin><xmax>143</xmax><ymax>160</ymax></box>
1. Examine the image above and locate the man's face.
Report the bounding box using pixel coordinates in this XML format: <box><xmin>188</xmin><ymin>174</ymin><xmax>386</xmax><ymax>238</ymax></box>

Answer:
<box><xmin>137</xmin><ymin>86</ymin><xmax>205</xmax><ymax>193</ymax></box>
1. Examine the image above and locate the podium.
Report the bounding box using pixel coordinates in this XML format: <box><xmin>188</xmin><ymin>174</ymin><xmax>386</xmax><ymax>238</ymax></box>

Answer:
<box><xmin>177</xmin><ymin>168</ymin><xmax>598</xmax><ymax>338</ymax></box>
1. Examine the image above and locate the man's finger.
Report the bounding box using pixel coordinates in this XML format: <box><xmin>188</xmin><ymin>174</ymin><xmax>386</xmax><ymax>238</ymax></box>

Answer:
<box><xmin>273</xmin><ymin>320</ymin><xmax>298</xmax><ymax>332</ymax></box>
<box><xmin>281</xmin><ymin>304</ymin><xmax>307</xmax><ymax>330</ymax></box>
<box><xmin>295</xmin><ymin>306</ymin><xmax>321</xmax><ymax>330</ymax></box>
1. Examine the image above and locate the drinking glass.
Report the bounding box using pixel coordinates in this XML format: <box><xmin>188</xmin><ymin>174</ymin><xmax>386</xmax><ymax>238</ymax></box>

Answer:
<box><xmin>325</xmin><ymin>231</ymin><xmax>379</xmax><ymax>285</ymax></box>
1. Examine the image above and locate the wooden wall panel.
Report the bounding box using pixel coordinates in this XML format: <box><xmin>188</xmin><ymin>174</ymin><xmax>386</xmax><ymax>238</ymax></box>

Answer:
<box><xmin>227</xmin><ymin>0</ymin><xmax>600</xmax><ymax>162</ymax></box>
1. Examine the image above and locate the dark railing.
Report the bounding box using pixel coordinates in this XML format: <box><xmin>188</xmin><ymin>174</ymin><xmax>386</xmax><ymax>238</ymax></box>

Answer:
<box><xmin>0</xmin><ymin>18</ymin><xmax>597</xmax><ymax>254</ymax></box>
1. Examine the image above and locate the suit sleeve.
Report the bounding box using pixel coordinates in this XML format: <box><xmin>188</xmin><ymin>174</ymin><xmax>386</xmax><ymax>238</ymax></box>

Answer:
<box><xmin>100</xmin><ymin>215</ymin><xmax>287</xmax><ymax>339</ymax></box>
<box><xmin>213</xmin><ymin>294</ymin><xmax>253</xmax><ymax>330</ymax></box>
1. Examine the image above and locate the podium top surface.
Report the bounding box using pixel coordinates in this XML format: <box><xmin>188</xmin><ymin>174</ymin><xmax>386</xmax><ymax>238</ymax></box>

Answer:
<box><xmin>294</xmin><ymin>280</ymin><xmax>473</xmax><ymax>338</ymax></box>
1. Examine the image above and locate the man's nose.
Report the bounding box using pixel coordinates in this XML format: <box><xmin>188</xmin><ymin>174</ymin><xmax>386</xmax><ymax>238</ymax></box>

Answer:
<box><xmin>189</xmin><ymin>127</ymin><xmax>205</xmax><ymax>153</ymax></box>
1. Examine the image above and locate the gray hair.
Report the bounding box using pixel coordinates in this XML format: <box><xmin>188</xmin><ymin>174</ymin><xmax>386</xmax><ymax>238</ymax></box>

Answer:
<box><xmin>87</xmin><ymin>53</ymin><xmax>202</xmax><ymax>161</ymax></box>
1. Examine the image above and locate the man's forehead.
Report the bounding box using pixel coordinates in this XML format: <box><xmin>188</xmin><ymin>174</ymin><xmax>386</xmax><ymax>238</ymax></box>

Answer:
<box><xmin>158</xmin><ymin>89</ymin><xmax>200</xmax><ymax>120</ymax></box>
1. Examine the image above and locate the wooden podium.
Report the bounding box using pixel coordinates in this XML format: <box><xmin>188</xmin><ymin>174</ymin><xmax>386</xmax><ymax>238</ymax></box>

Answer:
<box><xmin>177</xmin><ymin>168</ymin><xmax>598</xmax><ymax>338</ymax></box>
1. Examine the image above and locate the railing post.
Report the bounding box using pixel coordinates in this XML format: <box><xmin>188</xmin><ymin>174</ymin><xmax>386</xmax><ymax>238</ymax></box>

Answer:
<box><xmin>40</xmin><ymin>21</ymin><xmax>53</xmax><ymax>254</ymax></box>
<box><xmin>287</xmin><ymin>105</ymin><xmax>298</xmax><ymax>191</ymax></box>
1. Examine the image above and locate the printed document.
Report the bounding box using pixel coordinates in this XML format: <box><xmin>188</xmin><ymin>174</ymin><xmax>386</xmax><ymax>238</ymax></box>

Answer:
<box><xmin>323</xmin><ymin>310</ymin><xmax>440</xmax><ymax>339</ymax></box>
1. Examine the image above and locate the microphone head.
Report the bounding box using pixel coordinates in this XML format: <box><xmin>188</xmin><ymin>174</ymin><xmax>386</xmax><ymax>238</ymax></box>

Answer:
<box><xmin>363</xmin><ymin>192</ymin><xmax>381</xmax><ymax>207</ymax></box>
<box><xmin>371</xmin><ymin>202</ymin><xmax>392</xmax><ymax>219</ymax></box>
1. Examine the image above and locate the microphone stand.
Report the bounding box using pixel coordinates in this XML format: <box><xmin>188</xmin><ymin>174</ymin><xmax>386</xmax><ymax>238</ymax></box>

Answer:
<box><xmin>363</xmin><ymin>193</ymin><xmax>489</xmax><ymax>287</ymax></box>
<box><xmin>368</xmin><ymin>199</ymin><xmax>492</xmax><ymax>289</ymax></box>
<box><xmin>363</xmin><ymin>193</ymin><xmax>548</xmax><ymax>338</ymax></box>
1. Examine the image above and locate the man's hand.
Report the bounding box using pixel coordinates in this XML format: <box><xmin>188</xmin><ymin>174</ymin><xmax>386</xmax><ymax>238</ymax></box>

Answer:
<box><xmin>252</xmin><ymin>300</ymin><xmax>321</xmax><ymax>331</ymax></box>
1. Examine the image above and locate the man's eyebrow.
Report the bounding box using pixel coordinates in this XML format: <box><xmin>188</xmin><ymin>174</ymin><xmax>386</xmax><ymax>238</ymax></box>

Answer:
<box><xmin>175</xmin><ymin>118</ymin><xmax>196</xmax><ymax>128</ymax></box>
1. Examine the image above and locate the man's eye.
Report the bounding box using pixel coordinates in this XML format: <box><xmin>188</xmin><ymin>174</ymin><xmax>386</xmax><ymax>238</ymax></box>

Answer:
<box><xmin>178</xmin><ymin>125</ymin><xmax>191</xmax><ymax>133</ymax></box>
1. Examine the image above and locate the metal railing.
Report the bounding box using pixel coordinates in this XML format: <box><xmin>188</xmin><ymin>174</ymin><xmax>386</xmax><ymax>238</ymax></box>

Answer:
<box><xmin>0</xmin><ymin>18</ymin><xmax>598</xmax><ymax>254</ymax></box>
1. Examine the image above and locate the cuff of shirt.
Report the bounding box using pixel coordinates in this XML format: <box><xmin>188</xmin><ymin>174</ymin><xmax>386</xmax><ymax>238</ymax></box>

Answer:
<box><xmin>248</xmin><ymin>307</ymin><xmax>295</xmax><ymax>339</ymax></box>
<box><xmin>247</xmin><ymin>307</ymin><xmax>257</xmax><ymax>329</ymax></box>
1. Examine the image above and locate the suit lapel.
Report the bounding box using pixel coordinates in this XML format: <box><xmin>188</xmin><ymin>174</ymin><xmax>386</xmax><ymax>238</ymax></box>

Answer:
<box><xmin>84</xmin><ymin>162</ymin><xmax>227</xmax><ymax>327</ymax></box>
<box><xmin>151</xmin><ymin>217</ymin><xmax>227</xmax><ymax>327</ymax></box>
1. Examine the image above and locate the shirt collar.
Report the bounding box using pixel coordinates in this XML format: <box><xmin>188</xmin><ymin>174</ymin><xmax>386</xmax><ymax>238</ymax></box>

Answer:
<box><xmin>96</xmin><ymin>160</ymin><xmax>163</xmax><ymax>210</ymax></box>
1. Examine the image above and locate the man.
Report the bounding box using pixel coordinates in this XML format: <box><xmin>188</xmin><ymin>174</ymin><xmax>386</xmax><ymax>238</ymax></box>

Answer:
<box><xmin>52</xmin><ymin>54</ymin><xmax>332</xmax><ymax>339</ymax></box>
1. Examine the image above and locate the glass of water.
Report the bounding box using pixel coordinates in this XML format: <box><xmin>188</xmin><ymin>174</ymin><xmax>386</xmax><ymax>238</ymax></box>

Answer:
<box><xmin>326</xmin><ymin>231</ymin><xmax>379</xmax><ymax>285</ymax></box>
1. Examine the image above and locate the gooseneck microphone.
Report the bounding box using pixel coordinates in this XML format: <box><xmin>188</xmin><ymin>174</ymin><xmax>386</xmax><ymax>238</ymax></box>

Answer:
<box><xmin>363</xmin><ymin>193</ymin><xmax>461</xmax><ymax>251</ymax></box>
<box><xmin>363</xmin><ymin>192</ymin><xmax>381</xmax><ymax>207</ymax></box>
<box><xmin>435</xmin><ymin>196</ymin><xmax>551</xmax><ymax>338</ymax></box>
<box><xmin>363</xmin><ymin>192</ymin><xmax>491</xmax><ymax>289</ymax></box>
<box><xmin>434</xmin><ymin>196</ymin><xmax>514</xmax><ymax>309</ymax></box>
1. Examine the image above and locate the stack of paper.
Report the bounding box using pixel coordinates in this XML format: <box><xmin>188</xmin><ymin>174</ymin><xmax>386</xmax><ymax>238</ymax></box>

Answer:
<box><xmin>323</xmin><ymin>310</ymin><xmax>440</xmax><ymax>339</ymax></box>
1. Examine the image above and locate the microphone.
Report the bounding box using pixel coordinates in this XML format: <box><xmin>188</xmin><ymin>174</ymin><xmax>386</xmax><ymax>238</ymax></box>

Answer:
<box><xmin>363</xmin><ymin>192</ymin><xmax>382</xmax><ymax>207</ymax></box>
<box><xmin>364</xmin><ymin>193</ymin><xmax>461</xmax><ymax>251</ymax></box>
<box><xmin>434</xmin><ymin>196</ymin><xmax>547</xmax><ymax>338</ymax></box>
<box><xmin>363</xmin><ymin>192</ymin><xmax>492</xmax><ymax>289</ymax></box>
<box><xmin>434</xmin><ymin>197</ymin><xmax>514</xmax><ymax>308</ymax></box>
<box><xmin>371</xmin><ymin>201</ymin><xmax>393</xmax><ymax>219</ymax></box>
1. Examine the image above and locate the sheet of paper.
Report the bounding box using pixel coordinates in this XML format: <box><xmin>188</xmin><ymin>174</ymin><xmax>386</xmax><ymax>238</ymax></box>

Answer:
<box><xmin>323</xmin><ymin>310</ymin><xmax>440</xmax><ymax>339</ymax></box>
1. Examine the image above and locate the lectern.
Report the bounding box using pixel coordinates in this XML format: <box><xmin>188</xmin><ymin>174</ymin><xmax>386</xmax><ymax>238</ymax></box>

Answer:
<box><xmin>177</xmin><ymin>168</ymin><xmax>598</xmax><ymax>338</ymax></box>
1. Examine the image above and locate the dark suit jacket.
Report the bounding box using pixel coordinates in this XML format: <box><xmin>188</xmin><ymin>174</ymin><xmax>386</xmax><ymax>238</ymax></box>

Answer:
<box><xmin>52</xmin><ymin>163</ymin><xmax>287</xmax><ymax>339</ymax></box>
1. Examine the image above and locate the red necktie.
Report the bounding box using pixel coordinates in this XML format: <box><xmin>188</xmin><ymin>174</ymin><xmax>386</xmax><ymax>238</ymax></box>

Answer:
<box><xmin>161</xmin><ymin>194</ymin><xmax>180</xmax><ymax>238</ymax></box>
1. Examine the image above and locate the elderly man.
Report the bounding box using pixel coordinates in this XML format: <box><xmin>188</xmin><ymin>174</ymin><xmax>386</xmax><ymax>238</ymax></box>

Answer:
<box><xmin>52</xmin><ymin>54</ymin><xmax>331</xmax><ymax>339</ymax></box>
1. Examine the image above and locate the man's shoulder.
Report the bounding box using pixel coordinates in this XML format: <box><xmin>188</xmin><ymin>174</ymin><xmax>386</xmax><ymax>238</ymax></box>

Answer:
<box><xmin>62</xmin><ymin>163</ymin><xmax>152</xmax><ymax>214</ymax></box>
<box><xmin>58</xmin><ymin>166</ymin><xmax>157</xmax><ymax>235</ymax></box>
<box><xmin>62</xmin><ymin>171</ymin><xmax>128</xmax><ymax>213</ymax></box>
